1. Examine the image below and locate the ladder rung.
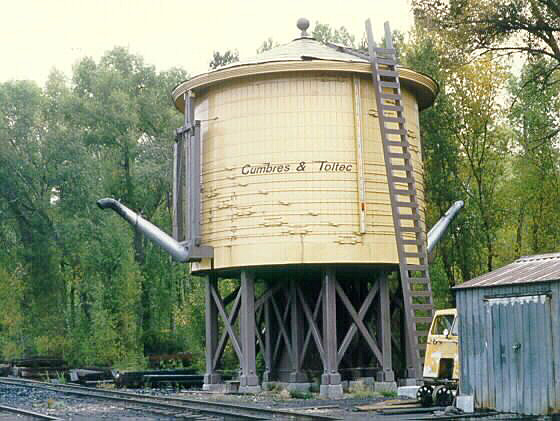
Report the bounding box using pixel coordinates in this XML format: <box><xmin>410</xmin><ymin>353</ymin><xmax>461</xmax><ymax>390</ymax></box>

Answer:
<box><xmin>381</xmin><ymin>92</ymin><xmax>401</xmax><ymax>100</ymax></box>
<box><xmin>407</xmin><ymin>264</ymin><xmax>427</xmax><ymax>271</ymax></box>
<box><xmin>375</xmin><ymin>47</ymin><xmax>396</xmax><ymax>55</ymax></box>
<box><xmin>398</xmin><ymin>213</ymin><xmax>420</xmax><ymax>220</ymax></box>
<box><xmin>412</xmin><ymin>304</ymin><xmax>433</xmax><ymax>310</ymax></box>
<box><xmin>394</xmin><ymin>188</ymin><xmax>415</xmax><ymax>195</ymax></box>
<box><xmin>401</xmin><ymin>239</ymin><xmax>420</xmax><ymax>245</ymax></box>
<box><xmin>404</xmin><ymin>252</ymin><xmax>421</xmax><ymax>258</ymax></box>
<box><xmin>380</xmin><ymin>81</ymin><xmax>399</xmax><ymax>89</ymax></box>
<box><xmin>391</xmin><ymin>164</ymin><xmax>413</xmax><ymax>172</ymax></box>
<box><xmin>392</xmin><ymin>176</ymin><xmax>414</xmax><ymax>184</ymax></box>
<box><xmin>395</xmin><ymin>201</ymin><xmax>418</xmax><ymax>208</ymax></box>
<box><xmin>387</xmin><ymin>140</ymin><xmax>407</xmax><ymax>148</ymax></box>
<box><xmin>407</xmin><ymin>278</ymin><xmax>429</xmax><ymax>284</ymax></box>
<box><xmin>410</xmin><ymin>291</ymin><xmax>432</xmax><ymax>297</ymax></box>
<box><xmin>376</xmin><ymin>58</ymin><xmax>397</xmax><ymax>66</ymax></box>
<box><xmin>381</xmin><ymin>104</ymin><xmax>404</xmax><ymax>112</ymax></box>
<box><xmin>415</xmin><ymin>317</ymin><xmax>434</xmax><ymax>324</ymax></box>
<box><xmin>383</xmin><ymin>116</ymin><xmax>406</xmax><ymax>124</ymax></box>
<box><xmin>399</xmin><ymin>226</ymin><xmax>421</xmax><ymax>233</ymax></box>
<box><xmin>378</xmin><ymin>69</ymin><xmax>398</xmax><ymax>78</ymax></box>
<box><xmin>385</xmin><ymin>128</ymin><xmax>407</xmax><ymax>135</ymax></box>
<box><xmin>388</xmin><ymin>152</ymin><xmax>411</xmax><ymax>160</ymax></box>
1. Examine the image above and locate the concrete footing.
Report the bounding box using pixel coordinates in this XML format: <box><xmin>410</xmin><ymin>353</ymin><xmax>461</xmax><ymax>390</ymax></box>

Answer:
<box><xmin>456</xmin><ymin>395</ymin><xmax>474</xmax><ymax>413</ymax></box>
<box><xmin>347</xmin><ymin>377</ymin><xmax>396</xmax><ymax>394</ymax></box>
<box><xmin>262</xmin><ymin>381</ymin><xmax>313</xmax><ymax>394</ymax></box>
<box><xmin>239</xmin><ymin>385</ymin><xmax>262</xmax><ymax>394</ymax></box>
<box><xmin>397</xmin><ymin>385</ymin><xmax>420</xmax><ymax>399</ymax></box>
<box><xmin>374</xmin><ymin>381</ymin><xmax>397</xmax><ymax>393</ymax></box>
<box><xmin>320</xmin><ymin>384</ymin><xmax>344</xmax><ymax>399</ymax></box>
<box><xmin>398</xmin><ymin>377</ymin><xmax>420</xmax><ymax>386</ymax></box>
<box><xmin>203</xmin><ymin>382</ymin><xmax>238</xmax><ymax>393</ymax></box>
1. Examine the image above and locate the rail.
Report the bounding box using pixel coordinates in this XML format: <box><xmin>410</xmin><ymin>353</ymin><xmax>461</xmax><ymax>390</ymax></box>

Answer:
<box><xmin>0</xmin><ymin>377</ymin><xmax>341</xmax><ymax>420</ymax></box>
<box><xmin>0</xmin><ymin>403</ymin><xmax>63</xmax><ymax>420</ymax></box>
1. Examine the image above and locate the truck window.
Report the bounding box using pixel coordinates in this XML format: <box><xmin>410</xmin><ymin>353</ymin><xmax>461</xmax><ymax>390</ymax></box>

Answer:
<box><xmin>431</xmin><ymin>315</ymin><xmax>455</xmax><ymax>335</ymax></box>
<box><xmin>451</xmin><ymin>316</ymin><xmax>458</xmax><ymax>336</ymax></box>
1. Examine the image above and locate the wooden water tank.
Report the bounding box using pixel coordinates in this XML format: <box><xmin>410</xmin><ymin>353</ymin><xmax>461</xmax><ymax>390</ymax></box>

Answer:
<box><xmin>172</xmin><ymin>37</ymin><xmax>437</xmax><ymax>273</ymax></box>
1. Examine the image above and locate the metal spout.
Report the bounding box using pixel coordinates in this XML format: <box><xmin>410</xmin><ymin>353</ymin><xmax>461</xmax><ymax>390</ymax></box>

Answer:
<box><xmin>427</xmin><ymin>200</ymin><xmax>464</xmax><ymax>255</ymax></box>
<box><xmin>96</xmin><ymin>198</ymin><xmax>189</xmax><ymax>262</ymax></box>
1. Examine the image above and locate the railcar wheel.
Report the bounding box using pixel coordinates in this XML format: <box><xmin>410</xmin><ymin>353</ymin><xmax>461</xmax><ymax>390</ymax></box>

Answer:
<box><xmin>433</xmin><ymin>385</ymin><xmax>453</xmax><ymax>407</ymax></box>
<box><xmin>417</xmin><ymin>384</ymin><xmax>434</xmax><ymax>407</ymax></box>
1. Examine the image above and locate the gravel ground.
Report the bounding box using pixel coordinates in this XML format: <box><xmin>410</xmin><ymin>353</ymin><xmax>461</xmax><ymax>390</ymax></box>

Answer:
<box><xmin>0</xmin><ymin>384</ymin><xmax>187</xmax><ymax>420</ymax></box>
<box><xmin>0</xmin><ymin>383</ymin><xmax>545</xmax><ymax>420</ymax></box>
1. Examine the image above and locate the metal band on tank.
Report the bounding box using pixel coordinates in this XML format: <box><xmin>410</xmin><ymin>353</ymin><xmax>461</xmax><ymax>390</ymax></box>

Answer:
<box><xmin>352</xmin><ymin>74</ymin><xmax>367</xmax><ymax>234</ymax></box>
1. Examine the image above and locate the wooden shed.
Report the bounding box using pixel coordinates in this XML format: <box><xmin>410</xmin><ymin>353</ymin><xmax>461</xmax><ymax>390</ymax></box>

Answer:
<box><xmin>454</xmin><ymin>253</ymin><xmax>560</xmax><ymax>415</ymax></box>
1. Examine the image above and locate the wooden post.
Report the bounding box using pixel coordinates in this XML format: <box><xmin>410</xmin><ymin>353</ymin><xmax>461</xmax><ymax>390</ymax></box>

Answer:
<box><xmin>203</xmin><ymin>275</ymin><xmax>221</xmax><ymax>388</ymax></box>
<box><xmin>320</xmin><ymin>267</ymin><xmax>342</xmax><ymax>398</ymax></box>
<box><xmin>378</xmin><ymin>272</ymin><xmax>395</xmax><ymax>382</ymax></box>
<box><xmin>290</xmin><ymin>280</ymin><xmax>306</xmax><ymax>382</ymax></box>
<box><xmin>239</xmin><ymin>270</ymin><xmax>260</xmax><ymax>392</ymax></box>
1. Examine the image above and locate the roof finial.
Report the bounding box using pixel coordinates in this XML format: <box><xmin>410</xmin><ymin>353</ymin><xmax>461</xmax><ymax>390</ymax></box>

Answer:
<box><xmin>297</xmin><ymin>17</ymin><xmax>310</xmax><ymax>37</ymax></box>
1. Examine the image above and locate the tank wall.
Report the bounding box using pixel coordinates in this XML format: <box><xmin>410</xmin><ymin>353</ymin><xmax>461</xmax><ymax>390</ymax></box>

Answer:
<box><xmin>191</xmin><ymin>71</ymin><xmax>425</xmax><ymax>272</ymax></box>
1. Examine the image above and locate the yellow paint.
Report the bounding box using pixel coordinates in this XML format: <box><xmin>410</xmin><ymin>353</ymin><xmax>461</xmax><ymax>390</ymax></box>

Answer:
<box><xmin>423</xmin><ymin>309</ymin><xmax>460</xmax><ymax>381</ymax></box>
<box><xmin>173</xmin><ymin>63</ymin><xmax>436</xmax><ymax>272</ymax></box>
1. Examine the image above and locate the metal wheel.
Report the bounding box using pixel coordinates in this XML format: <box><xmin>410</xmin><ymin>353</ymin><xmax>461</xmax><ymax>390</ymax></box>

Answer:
<box><xmin>416</xmin><ymin>384</ymin><xmax>434</xmax><ymax>407</ymax></box>
<box><xmin>432</xmin><ymin>385</ymin><xmax>453</xmax><ymax>407</ymax></box>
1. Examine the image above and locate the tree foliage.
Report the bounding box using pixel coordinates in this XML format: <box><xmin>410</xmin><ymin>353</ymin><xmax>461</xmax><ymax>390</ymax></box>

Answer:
<box><xmin>312</xmin><ymin>22</ymin><xmax>357</xmax><ymax>47</ymax></box>
<box><xmin>2</xmin><ymin>14</ymin><xmax>560</xmax><ymax>369</ymax></box>
<box><xmin>209</xmin><ymin>50</ymin><xmax>239</xmax><ymax>70</ymax></box>
<box><xmin>412</xmin><ymin>0</ymin><xmax>560</xmax><ymax>66</ymax></box>
<box><xmin>0</xmin><ymin>48</ymin><xmax>202</xmax><ymax>366</ymax></box>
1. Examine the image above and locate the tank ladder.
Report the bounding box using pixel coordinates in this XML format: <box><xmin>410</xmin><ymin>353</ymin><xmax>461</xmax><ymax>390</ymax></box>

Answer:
<box><xmin>365</xmin><ymin>20</ymin><xmax>434</xmax><ymax>378</ymax></box>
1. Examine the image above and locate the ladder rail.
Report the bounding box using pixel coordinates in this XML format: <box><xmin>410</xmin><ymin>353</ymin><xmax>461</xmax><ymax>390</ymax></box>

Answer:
<box><xmin>365</xmin><ymin>19</ymin><xmax>434</xmax><ymax>378</ymax></box>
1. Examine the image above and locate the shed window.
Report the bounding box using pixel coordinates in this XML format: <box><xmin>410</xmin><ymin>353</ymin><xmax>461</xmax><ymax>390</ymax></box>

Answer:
<box><xmin>431</xmin><ymin>314</ymin><xmax>455</xmax><ymax>335</ymax></box>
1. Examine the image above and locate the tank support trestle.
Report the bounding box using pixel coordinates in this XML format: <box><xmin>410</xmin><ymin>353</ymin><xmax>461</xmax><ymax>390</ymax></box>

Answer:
<box><xmin>203</xmin><ymin>267</ymin><xmax>396</xmax><ymax>395</ymax></box>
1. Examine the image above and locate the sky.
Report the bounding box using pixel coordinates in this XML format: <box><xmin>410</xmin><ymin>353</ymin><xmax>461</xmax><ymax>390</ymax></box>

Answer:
<box><xmin>1</xmin><ymin>0</ymin><xmax>414</xmax><ymax>85</ymax></box>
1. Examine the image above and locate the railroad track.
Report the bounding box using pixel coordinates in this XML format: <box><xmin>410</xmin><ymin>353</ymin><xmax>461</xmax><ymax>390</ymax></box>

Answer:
<box><xmin>0</xmin><ymin>377</ymin><xmax>340</xmax><ymax>420</ymax></box>
<box><xmin>0</xmin><ymin>404</ymin><xmax>62</xmax><ymax>420</ymax></box>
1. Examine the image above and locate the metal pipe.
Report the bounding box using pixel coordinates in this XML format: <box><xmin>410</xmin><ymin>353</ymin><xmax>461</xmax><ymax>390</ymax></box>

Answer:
<box><xmin>96</xmin><ymin>198</ymin><xmax>189</xmax><ymax>262</ymax></box>
<box><xmin>427</xmin><ymin>200</ymin><xmax>464</xmax><ymax>255</ymax></box>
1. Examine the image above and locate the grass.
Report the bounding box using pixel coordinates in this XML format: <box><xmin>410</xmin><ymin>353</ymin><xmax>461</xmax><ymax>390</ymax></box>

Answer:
<box><xmin>289</xmin><ymin>390</ymin><xmax>313</xmax><ymax>399</ymax></box>
<box><xmin>380</xmin><ymin>390</ymin><xmax>398</xmax><ymax>398</ymax></box>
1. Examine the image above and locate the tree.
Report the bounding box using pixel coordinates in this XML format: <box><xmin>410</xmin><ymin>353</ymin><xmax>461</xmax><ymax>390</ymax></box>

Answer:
<box><xmin>0</xmin><ymin>47</ymin><xmax>195</xmax><ymax>365</ymax></box>
<box><xmin>70</xmin><ymin>47</ymin><xmax>189</xmax><ymax>356</ymax></box>
<box><xmin>312</xmin><ymin>22</ymin><xmax>356</xmax><ymax>47</ymax></box>
<box><xmin>256</xmin><ymin>38</ymin><xmax>278</xmax><ymax>54</ymax></box>
<box><xmin>506</xmin><ymin>57</ymin><xmax>560</xmax><ymax>256</ymax></box>
<box><xmin>412</xmin><ymin>0</ymin><xmax>560</xmax><ymax>68</ymax></box>
<box><xmin>209</xmin><ymin>50</ymin><xmax>239</xmax><ymax>70</ymax></box>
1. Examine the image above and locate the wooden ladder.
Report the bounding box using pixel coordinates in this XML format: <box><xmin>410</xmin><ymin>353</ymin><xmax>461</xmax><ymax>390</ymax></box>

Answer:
<box><xmin>365</xmin><ymin>20</ymin><xmax>434</xmax><ymax>378</ymax></box>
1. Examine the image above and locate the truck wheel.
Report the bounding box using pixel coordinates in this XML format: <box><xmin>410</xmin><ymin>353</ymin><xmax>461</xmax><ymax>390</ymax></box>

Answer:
<box><xmin>432</xmin><ymin>385</ymin><xmax>453</xmax><ymax>407</ymax></box>
<box><xmin>417</xmin><ymin>385</ymin><xmax>434</xmax><ymax>407</ymax></box>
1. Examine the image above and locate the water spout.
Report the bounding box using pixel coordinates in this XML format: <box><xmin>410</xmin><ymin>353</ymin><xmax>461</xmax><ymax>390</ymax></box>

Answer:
<box><xmin>96</xmin><ymin>198</ymin><xmax>189</xmax><ymax>262</ymax></box>
<box><xmin>427</xmin><ymin>200</ymin><xmax>464</xmax><ymax>255</ymax></box>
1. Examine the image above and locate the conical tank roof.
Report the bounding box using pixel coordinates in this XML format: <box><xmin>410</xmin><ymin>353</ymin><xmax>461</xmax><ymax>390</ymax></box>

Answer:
<box><xmin>172</xmin><ymin>20</ymin><xmax>438</xmax><ymax>111</ymax></box>
<box><xmin>217</xmin><ymin>37</ymin><xmax>369</xmax><ymax>69</ymax></box>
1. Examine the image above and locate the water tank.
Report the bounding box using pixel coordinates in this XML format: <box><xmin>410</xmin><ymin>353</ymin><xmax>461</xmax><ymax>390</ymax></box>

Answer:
<box><xmin>172</xmin><ymin>34</ymin><xmax>437</xmax><ymax>273</ymax></box>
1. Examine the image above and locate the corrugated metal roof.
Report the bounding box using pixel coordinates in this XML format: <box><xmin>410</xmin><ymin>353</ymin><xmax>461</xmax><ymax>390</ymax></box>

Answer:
<box><xmin>217</xmin><ymin>37</ymin><xmax>369</xmax><ymax>71</ymax></box>
<box><xmin>455</xmin><ymin>252</ymin><xmax>560</xmax><ymax>289</ymax></box>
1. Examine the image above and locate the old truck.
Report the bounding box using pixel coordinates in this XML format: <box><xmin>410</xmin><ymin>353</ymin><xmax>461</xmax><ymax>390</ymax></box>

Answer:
<box><xmin>416</xmin><ymin>308</ymin><xmax>458</xmax><ymax>407</ymax></box>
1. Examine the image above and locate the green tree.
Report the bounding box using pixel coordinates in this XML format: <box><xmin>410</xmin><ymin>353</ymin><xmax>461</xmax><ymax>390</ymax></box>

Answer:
<box><xmin>209</xmin><ymin>50</ymin><xmax>239</xmax><ymax>69</ymax></box>
<box><xmin>412</xmin><ymin>0</ymin><xmax>560</xmax><ymax>67</ymax></box>
<box><xmin>256</xmin><ymin>38</ymin><xmax>278</xmax><ymax>54</ymax></box>
<box><xmin>312</xmin><ymin>22</ymin><xmax>356</xmax><ymax>47</ymax></box>
<box><xmin>0</xmin><ymin>47</ymin><xmax>195</xmax><ymax>365</ymax></box>
<box><xmin>506</xmin><ymin>58</ymin><xmax>560</xmax><ymax>257</ymax></box>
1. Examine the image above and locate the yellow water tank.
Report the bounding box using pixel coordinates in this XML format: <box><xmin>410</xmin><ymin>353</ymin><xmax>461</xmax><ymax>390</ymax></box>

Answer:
<box><xmin>172</xmin><ymin>35</ymin><xmax>437</xmax><ymax>273</ymax></box>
